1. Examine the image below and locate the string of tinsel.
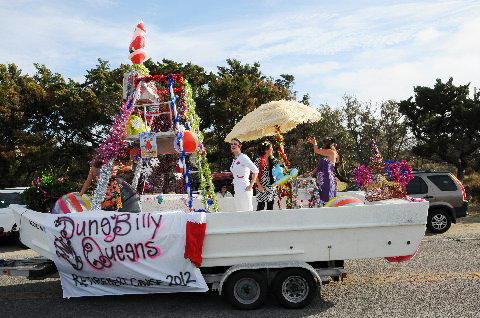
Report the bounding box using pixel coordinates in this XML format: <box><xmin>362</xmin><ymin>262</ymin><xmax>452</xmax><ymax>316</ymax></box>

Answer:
<box><xmin>91</xmin><ymin>83</ymin><xmax>140</xmax><ymax>207</ymax></box>
<box><xmin>167</xmin><ymin>76</ymin><xmax>195</xmax><ymax>209</ymax></box>
<box><xmin>92</xmin><ymin>160</ymin><xmax>114</xmax><ymax>210</ymax></box>
<box><xmin>183</xmin><ymin>81</ymin><xmax>218</xmax><ymax>212</ymax></box>
<box><xmin>93</xmin><ymin>91</ymin><xmax>138</xmax><ymax>164</ymax></box>
<box><xmin>354</xmin><ymin>165</ymin><xmax>372</xmax><ymax>188</ymax></box>
<box><xmin>131</xmin><ymin>159</ymin><xmax>143</xmax><ymax>190</ymax></box>
<box><xmin>384</xmin><ymin>160</ymin><xmax>413</xmax><ymax>189</ymax></box>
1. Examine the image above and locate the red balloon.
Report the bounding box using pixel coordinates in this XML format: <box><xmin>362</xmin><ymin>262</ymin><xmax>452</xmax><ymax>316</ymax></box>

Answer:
<box><xmin>183</xmin><ymin>130</ymin><xmax>198</xmax><ymax>154</ymax></box>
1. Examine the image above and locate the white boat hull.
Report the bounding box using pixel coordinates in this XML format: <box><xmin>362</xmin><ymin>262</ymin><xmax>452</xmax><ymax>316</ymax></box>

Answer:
<box><xmin>11</xmin><ymin>196</ymin><xmax>428</xmax><ymax>268</ymax></box>
<box><xmin>202</xmin><ymin>200</ymin><xmax>427</xmax><ymax>267</ymax></box>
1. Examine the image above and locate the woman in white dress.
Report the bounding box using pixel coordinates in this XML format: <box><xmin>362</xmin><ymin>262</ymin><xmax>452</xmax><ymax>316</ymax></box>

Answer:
<box><xmin>229</xmin><ymin>138</ymin><xmax>259</xmax><ymax>211</ymax></box>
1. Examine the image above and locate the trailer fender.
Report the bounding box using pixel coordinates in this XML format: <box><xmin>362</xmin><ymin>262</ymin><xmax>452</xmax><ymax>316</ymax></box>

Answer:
<box><xmin>217</xmin><ymin>261</ymin><xmax>322</xmax><ymax>295</ymax></box>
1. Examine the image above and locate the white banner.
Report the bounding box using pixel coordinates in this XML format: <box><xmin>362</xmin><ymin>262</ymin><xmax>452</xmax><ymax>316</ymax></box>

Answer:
<box><xmin>45</xmin><ymin>210</ymin><xmax>208</xmax><ymax>298</ymax></box>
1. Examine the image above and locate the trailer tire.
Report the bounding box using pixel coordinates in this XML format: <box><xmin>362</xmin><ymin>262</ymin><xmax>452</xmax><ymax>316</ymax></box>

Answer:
<box><xmin>273</xmin><ymin>268</ymin><xmax>317</xmax><ymax>309</ymax></box>
<box><xmin>224</xmin><ymin>270</ymin><xmax>267</xmax><ymax>310</ymax></box>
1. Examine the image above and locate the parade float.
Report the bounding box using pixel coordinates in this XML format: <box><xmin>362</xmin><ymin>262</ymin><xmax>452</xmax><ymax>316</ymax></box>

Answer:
<box><xmin>2</xmin><ymin>21</ymin><xmax>429</xmax><ymax>310</ymax></box>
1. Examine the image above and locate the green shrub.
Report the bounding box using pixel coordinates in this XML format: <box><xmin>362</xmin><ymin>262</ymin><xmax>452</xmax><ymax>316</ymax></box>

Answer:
<box><xmin>21</xmin><ymin>175</ymin><xmax>77</xmax><ymax>213</ymax></box>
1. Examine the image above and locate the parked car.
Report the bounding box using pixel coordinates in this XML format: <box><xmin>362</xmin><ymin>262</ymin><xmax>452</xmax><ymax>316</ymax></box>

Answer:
<box><xmin>0</xmin><ymin>187</ymin><xmax>27</xmax><ymax>238</ymax></box>
<box><xmin>406</xmin><ymin>171</ymin><xmax>467</xmax><ymax>233</ymax></box>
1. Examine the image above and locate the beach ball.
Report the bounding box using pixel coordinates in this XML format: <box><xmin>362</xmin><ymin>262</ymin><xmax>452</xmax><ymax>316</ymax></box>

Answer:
<box><xmin>52</xmin><ymin>192</ymin><xmax>92</xmax><ymax>214</ymax></box>
<box><xmin>324</xmin><ymin>196</ymin><xmax>364</xmax><ymax>207</ymax></box>
<box><xmin>289</xmin><ymin>168</ymin><xmax>299</xmax><ymax>178</ymax></box>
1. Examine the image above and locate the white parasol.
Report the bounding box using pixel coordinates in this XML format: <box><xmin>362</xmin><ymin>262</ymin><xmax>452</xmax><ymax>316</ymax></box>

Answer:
<box><xmin>224</xmin><ymin>99</ymin><xmax>322</xmax><ymax>142</ymax></box>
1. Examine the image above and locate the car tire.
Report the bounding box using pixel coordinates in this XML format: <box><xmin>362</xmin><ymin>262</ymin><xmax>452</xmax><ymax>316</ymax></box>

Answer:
<box><xmin>427</xmin><ymin>209</ymin><xmax>452</xmax><ymax>234</ymax></box>
<box><xmin>272</xmin><ymin>268</ymin><xmax>318</xmax><ymax>309</ymax></box>
<box><xmin>224</xmin><ymin>270</ymin><xmax>268</xmax><ymax>310</ymax></box>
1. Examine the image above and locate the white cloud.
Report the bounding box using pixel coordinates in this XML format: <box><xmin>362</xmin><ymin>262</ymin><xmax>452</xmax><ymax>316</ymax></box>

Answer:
<box><xmin>1</xmin><ymin>0</ymin><xmax>480</xmax><ymax>105</ymax></box>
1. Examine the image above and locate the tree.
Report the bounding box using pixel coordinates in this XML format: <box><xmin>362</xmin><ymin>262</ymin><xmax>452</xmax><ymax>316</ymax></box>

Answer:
<box><xmin>342</xmin><ymin>96</ymin><xmax>380</xmax><ymax>166</ymax></box>
<box><xmin>377</xmin><ymin>100</ymin><xmax>412</xmax><ymax>161</ymax></box>
<box><xmin>399</xmin><ymin>78</ymin><xmax>480</xmax><ymax>180</ymax></box>
<box><xmin>285</xmin><ymin>104</ymin><xmax>349</xmax><ymax>180</ymax></box>
<box><xmin>205</xmin><ymin>59</ymin><xmax>295</xmax><ymax>171</ymax></box>
<box><xmin>0</xmin><ymin>61</ymin><xmax>125</xmax><ymax>187</ymax></box>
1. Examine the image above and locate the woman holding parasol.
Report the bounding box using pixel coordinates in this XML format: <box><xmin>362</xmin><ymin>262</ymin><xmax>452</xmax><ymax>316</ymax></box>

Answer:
<box><xmin>229</xmin><ymin>138</ymin><xmax>259</xmax><ymax>211</ymax></box>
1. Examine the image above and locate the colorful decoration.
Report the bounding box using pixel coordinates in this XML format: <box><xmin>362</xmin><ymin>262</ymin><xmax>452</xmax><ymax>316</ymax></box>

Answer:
<box><xmin>52</xmin><ymin>192</ymin><xmax>92</xmax><ymax>214</ymax></box>
<box><xmin>354</xmin><ymin>140</ymin><xmax>414</xmax><ymax>202</ymax></box>
<box><xmin>92</xmin><ymin>160</ymin><xmax>114</xmax><ymax>210</ymax></box>
<box><xmin>140</xmin><ymin>132</ymin><xmax>158</xmax><ymax>158</ymax></box>
<box><xmin>128</xmin><ymin>20</ymin><xmax>147</xmax><ymax>64</ymax></box>
<box><xmin>131</xmin><ymin>159</ymin><xmax>143</xmax><ymax>190</ymax></box>
<box><xmin>133</xmin><ymin>74</ymin><xmax>185</xmax><ymax>97</ymax></box>
<box><xmin>183</xmin><ymin>81</ymin><xmax>218</xmax><ymax>212</ymax></box>
<box><xmin>94</xmin><ymin>92</ymin><xmax>138</xmax><ymax>164</ymax></box>
<box><xmin>127</xmin><ymin>115</ymin><xmax>150</xmax><ymax>136</ymax></box>
<box><xmin>181</xmin><ymin>130</ymin><xmax>199</xmax><ymax>154</ymax></box>
<box><xmin>384</xmin><ymin>160</ymin><xmax>414</xmax><ymax>188</ymax></box>
<box><xmin>274</xmin><ymin>126</ymin><xmax>295</xmax><ymax>209</ymax></box>
<box><xmin>324</xmin><ymin>196</ymin><xmax>365</xmax><ymax>207</ymax></box>
<box><xmin>272</xmin><ymin>164</ymin><xmax>299</xmax><ymax>186</ymax></box>
<box><xmin>354</xmin><ymin>165</ymin><xmax>372</xmax><ymax>188</ymax></box>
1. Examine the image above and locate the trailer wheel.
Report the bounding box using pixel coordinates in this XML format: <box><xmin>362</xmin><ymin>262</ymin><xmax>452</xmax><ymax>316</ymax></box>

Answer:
<box><xmin>224</xmin><ymin>270</ymin><xmax>267</xmax><ymax>310</ymax></box>
<box><xmin>273</xmin><ymin>268</ymin><xmax>317</xmax><ymax>309</ymax></box>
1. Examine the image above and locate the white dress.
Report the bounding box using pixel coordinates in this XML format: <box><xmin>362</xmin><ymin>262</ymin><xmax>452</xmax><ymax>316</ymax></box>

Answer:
<box><xmin>230</xmin><ymin>153</ymin><xmax>259</xmax><ymax>211</ymax></box>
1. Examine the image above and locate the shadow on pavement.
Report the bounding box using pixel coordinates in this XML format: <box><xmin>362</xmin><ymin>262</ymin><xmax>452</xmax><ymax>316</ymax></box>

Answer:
<box><xmin>0</xmin><ymin>279</ymin><xmax>335</xmax><ymax>318</ymax></box>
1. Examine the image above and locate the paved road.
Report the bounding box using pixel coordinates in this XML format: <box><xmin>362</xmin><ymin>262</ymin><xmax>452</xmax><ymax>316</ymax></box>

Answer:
<box><xmin>1</xmin><ymin>220</ymin><xmax>480</xmax><ymax>318</ymax></box>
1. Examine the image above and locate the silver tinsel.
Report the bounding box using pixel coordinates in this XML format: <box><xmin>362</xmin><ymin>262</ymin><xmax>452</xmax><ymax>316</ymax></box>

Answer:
<box><xmin>92</xmin><ymin>160</ymin><xmax>114</xmax><ymax>210</ymax></box>
<box><xmin>131</xmin><ymin>159</ymin><xmax>154</xmax><ymax>191</ymax></box>
<box><xmin>131</xmin><ymin>160</ymin><xmax>143</xmax><ymax>190</ymax></box>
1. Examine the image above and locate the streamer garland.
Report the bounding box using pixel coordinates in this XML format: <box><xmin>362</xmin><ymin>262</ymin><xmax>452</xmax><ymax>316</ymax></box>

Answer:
<box><xmin>274</xmin><ymin>125</ymin><xmax>294</xmax><ymax>209</ymax></box>
<box><xmin>92</xmin><ymin>160</ymin><xmax>114</xmax><ymax>210</ymax></box>
<box><xmin>165</xmin><ymin>76</ymin><xmax>195</xmax><ymax>210</ymax></box>
<box><xmin>93</xmin><ymin>87</ymin><xmax>139</xmax><ymax>164</ymax></box>
<box><xmin>182</xmin><ymin>81</ymin><xmax>218</xmax><ymax>212</ymax></box>
<box><xmin>91</xmin><ymin>84</ymin><xmax>140</xmax><ymax>207</ymax></box>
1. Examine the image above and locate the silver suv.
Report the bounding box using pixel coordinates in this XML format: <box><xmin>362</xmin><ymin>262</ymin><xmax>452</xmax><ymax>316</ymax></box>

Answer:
<box><xmin>406</xmin><ymin>171</ymin><xmax>468</xmax><ymax>233</ymax></box>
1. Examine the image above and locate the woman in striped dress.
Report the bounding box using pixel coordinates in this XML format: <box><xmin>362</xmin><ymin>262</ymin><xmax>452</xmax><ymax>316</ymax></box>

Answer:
<box><xmin>254</xmin><ymin>141</ymin><xmax>278</xmax><ymax>211</ymax></box>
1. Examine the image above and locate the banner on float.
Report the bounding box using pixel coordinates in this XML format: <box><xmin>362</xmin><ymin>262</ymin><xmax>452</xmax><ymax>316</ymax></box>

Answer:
<box><xmin>45</xmin><ymin>210</ymin><xmax>208</xmax><ymax>298</ymax></box>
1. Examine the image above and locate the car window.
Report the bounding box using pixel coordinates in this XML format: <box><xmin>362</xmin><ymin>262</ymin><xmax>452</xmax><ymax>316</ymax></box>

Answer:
<box><xmin>427</xmin><ymin>175</ymin><xmax>457</xmax><ymax>191</ymax></box>
<box><xmin>406</xmin><ymin>176</ymin><xmax>428</xmax><ymax>194</ymax></box>
<box><xmin>0</xmin><ymin>193</ymin><xmax>24</xmax><ymax>208</ymax></box>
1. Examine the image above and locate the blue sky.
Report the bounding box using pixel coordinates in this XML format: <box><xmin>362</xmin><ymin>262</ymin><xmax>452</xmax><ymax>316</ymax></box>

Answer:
<box><xmin>2</xmin><ymin>0</ymin><xmax>480</xmax><ymax>107</ymax></box>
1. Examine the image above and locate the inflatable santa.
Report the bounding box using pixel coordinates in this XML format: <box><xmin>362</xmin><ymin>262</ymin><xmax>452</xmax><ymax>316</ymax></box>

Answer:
<box><xmin>129</xmin><ymin>20</ymin><xmax>148</xmax><ymax>64</ymax></box>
